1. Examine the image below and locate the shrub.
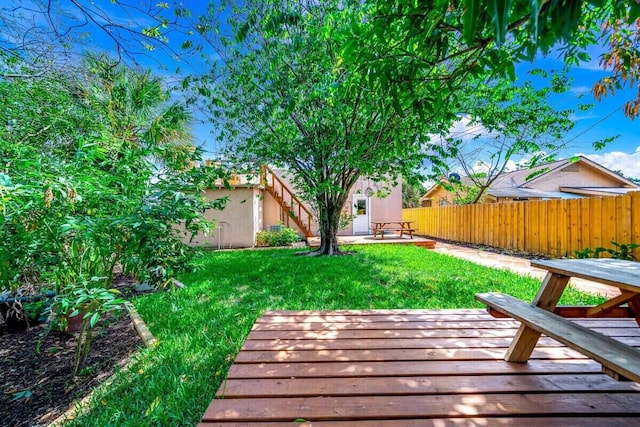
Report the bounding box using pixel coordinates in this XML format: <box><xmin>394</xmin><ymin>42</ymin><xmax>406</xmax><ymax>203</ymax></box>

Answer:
<box><xmin>256</xmin><ymin>227</ymin><xmax>301</xmax><ymax>247</ymax></box>
<box><xmin>574</xmin><ymin>241</ymin><xmax>639</xmax><ymax>261</ymax></box>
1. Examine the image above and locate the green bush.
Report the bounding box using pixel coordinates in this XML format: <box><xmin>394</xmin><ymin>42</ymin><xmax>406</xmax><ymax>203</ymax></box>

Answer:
<box><xmin>256</xmin><ymin>227</ymin><xmax>300</xmax><ymax>247</ymax></box>
<box><xmin>574</xmin><ymin>241</ymin><xmax>639</xmax><ymax>261</ymax></box>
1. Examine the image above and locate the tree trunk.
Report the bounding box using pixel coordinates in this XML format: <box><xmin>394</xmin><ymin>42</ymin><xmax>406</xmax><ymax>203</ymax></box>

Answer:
<box><xmin>308</xmin><ymin>193</ymin><xmax>344</xmax><ymax>256</ymax></box>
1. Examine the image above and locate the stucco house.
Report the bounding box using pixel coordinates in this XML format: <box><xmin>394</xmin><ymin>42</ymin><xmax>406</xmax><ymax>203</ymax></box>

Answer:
<box><xmin>185</xmin><ymin>166</ymin><xmax>402</xmax><ymax>248</ymax></box>
<box><xmin>420</xmin><ymin>156</ymin><xmax>639</xmax><ymax>207</ymax></box>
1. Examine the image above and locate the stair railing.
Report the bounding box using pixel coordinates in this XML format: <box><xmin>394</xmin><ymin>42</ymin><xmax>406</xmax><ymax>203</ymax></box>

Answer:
<box><xmin>261</xmin><ymin>165</ymin><xmax>314</xmax><ymax>237</ymax></box>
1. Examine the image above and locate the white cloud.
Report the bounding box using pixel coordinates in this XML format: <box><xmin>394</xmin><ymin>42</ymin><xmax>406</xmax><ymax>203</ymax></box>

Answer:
<box><xmin>447</xmin><ymin>115</ymin><xmax>502</xmax><ymax>142</ymax></box>
<box><xmin>570</xmin><ymin>86</ymin><xmax>592</xmax><ymax>96</ymax></box>
<box><xmin>569</xmin><ymin>112</ymin><xmax>599</xmax><ymax>122</ymax></box>
<box><xmin>470</xmin><ymin>160</ymin><xmax>489</xmax><ymax>174</ymax></box>
<box><xmin>577</xmin><ymin>147</ymin><xmax>640</xmax><ymax>179</ymax></box>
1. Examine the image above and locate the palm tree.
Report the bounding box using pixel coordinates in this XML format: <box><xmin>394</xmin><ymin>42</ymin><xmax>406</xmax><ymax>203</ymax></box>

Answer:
<box><xmin>81</xmin><ymin>54</ymin><xmax>194</xmax><ymax>171</ymax></box>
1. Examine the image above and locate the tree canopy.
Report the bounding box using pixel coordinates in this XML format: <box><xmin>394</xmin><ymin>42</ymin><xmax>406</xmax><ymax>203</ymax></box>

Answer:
<box><xmin>428</xmin><ymin>71</ymin><xmax>589</xmax><ymax>204</ymax></box>
<box><xmin>194</xmin><ymin>0</ymin><xmax>449</xmax><ymax>254</ymax></box>
<box><xmin>348</xmin><ymin>0</ymin><xmax>640</xmax><ymax>118</ymax></box>
<box><xmin>0</xmin><ymin>54</ymin><xmax>225</xmax><ymax>292</ymax></box>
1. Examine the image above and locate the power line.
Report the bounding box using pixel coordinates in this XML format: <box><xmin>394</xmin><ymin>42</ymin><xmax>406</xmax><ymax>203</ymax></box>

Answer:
<box><xmin>565</xmin><ymin>104</ymin><xmax>624</xmax><ymax>145</ymax></box>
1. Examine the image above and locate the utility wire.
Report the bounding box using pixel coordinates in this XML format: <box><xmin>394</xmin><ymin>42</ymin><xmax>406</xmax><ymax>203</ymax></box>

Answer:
<box><xmin>564</xmin><ymin>104</ymin><xmax>624</xmax><ymax>145</ymax></box>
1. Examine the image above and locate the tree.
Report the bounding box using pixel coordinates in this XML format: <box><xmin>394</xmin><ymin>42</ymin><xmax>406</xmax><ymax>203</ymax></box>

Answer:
<box><xmin>197</xmin><ymin>0</ymin><xmax>441</xmax><ymax>255</ymax></box>
<box><xmin>0</xmin><ymin>0</ymin><xmax>192</xmax><ymax>71</ymax></box>
<box><xmin>350</xmin><ymin>1</ymin><xmax>640</xmax><ymax>121</ymax></box>
<box><xmin>428</xmin><ymin>72</ymin><xmax>583</xmax><ymax>204</ymax></box>
<box><xmin>402</xmin><ymin>179</ymin><xmax>427</xmax><ymax>208</ymax></box>
<box><xmin>592</xmin><ymin>17</ymin><xmax>640</xmax><ymax>119</ymax></box>
<box><xmin>0</xmin><ymin>54</ymin><xmax>224</xmax><ymax>295</ymax></box>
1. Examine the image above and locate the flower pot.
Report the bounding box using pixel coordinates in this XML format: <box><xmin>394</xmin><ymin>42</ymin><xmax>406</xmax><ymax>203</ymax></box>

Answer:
<box><xmin>64</xmin><ymin>310</ymin><xmax>88</xmax><ymax>332</ymax></box>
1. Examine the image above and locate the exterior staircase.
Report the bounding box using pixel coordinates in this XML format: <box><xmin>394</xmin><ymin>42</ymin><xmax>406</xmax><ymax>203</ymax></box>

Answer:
<box><xmin>261</xmin><ymin>166</ymin><xmax>314</xmax><ymax>237</ymax></box>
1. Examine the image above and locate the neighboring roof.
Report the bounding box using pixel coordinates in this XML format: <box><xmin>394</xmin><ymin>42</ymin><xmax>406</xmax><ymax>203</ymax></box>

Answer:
<box><xmin>559</xmin><ymin>187</ymin><xmax>640</xmax><ymax>196</ymax></box>
<box><xmin>420</xmin><ymin>155</ymin><xmax>639</xmax><ymax>202</ymax></box>
<box><xmin>489</xmin><ymin>155</ymin><xmax>638</xmax><ymax>190</ymax></box>
<box><xmin>487</xmin><ymin>187</ymin><xmax>584</xmax><ymax>199</ymax></box>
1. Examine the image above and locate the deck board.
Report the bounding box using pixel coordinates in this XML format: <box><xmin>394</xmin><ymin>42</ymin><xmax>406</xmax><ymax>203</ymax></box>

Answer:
<box><xmin>199</xmin><ymin>309</ymin><xmax>640</xmax><ymax>426</ymax></box>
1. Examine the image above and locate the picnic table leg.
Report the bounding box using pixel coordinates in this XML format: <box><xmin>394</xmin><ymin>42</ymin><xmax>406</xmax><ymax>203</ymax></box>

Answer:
<box><xmin>627</xmin><ymin>294</ymin><xmax>640</xmax><ymax>327</ymax></box>
<box><xmin>504</xmin><ymin>272</ymin><xmax>570</xmax><ymax>362</ymax></box>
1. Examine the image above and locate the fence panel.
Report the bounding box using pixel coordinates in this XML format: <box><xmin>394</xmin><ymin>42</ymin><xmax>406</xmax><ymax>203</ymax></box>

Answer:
<box><xmin>403</xmin><ymin>193</ymin><xmax>639</xmax><ymax>259</ymax></box>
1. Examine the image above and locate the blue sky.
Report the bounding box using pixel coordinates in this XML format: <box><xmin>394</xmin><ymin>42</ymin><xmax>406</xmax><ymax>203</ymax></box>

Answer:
<box><xmin>4</xmin><ymin>1</ymin><xmax>637</xmax><ymax>177</ymax></box>
<box><xmin>516</xmin><ymin>53</ymin><xmax>639</xmax><ymax>179</ymax></box>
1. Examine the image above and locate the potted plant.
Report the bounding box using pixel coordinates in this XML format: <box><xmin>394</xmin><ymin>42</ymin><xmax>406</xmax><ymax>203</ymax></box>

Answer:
<box><xmin>52</xmin><ymin>282</ymin><xmax>127</xmax><ymax>375</ymax></box>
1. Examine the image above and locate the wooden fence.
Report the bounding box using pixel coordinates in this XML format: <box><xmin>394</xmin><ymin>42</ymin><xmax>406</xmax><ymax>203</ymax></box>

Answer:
<box><xmin>403</xmin><ymin>192</ymin><xmax>640</xmax><ymax>259</ymax></box>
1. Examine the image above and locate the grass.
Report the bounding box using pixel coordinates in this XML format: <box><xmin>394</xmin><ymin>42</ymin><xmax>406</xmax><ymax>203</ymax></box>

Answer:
<box><xmin>67</xmin><ymin>244</ymin><xmax>604</xmax><ymax>426</ymax></box>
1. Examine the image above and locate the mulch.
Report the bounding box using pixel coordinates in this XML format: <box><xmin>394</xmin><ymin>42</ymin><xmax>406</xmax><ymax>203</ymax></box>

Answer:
<box><xmin>428</xmin><ymin>236</ymin><xmax>551</xmax><ymax>260</ymax></box>
<box><xmin>0</xmin><ymin>276</ymin><xmax>146</xmax><ymax>427</ymax></box>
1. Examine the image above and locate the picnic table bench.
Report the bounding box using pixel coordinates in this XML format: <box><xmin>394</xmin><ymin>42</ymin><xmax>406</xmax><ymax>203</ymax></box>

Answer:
<box><xmin>372</xmin><ymin>221</ymin><xmax>416</xmax><ymax>239</ymax></box>
<box><xmin>476</xmin><ymin>258</ymin><xmax>640</xmax><ymax>383</ymax></box>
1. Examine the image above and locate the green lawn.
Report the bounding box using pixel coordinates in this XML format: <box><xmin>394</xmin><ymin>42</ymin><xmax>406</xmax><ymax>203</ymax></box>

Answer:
<box><xmin>68</xmin><ymin>245</ymin><xmax>604</xmax><ymax>426</ymax></box>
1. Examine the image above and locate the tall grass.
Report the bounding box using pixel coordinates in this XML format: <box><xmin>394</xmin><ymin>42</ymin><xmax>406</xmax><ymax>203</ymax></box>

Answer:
<box><xmin>67</xmin><ymin>245</ymin><xmax>603</xmax><ymax>426</ymax></box>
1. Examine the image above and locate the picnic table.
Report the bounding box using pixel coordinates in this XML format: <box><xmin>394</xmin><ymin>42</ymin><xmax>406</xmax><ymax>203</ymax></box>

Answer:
<box><xmin>372</xmin><ymin>220</ymin><xmax>416</xmax><ymax>239</ymax></box>
<box><xmin>477</xmin><ymin>258</ymin><xmax>640</xmax><ymax>383</ymax></box>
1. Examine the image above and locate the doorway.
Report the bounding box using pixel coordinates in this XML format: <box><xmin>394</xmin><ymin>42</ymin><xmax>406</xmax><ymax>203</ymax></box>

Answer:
<box><xmin>352</xmin><ymin>194</ymin><xmax>370</xmax><ymax>234</ymax></box>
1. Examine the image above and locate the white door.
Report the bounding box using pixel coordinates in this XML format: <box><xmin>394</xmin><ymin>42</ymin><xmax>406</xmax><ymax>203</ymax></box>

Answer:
<box><xmin>352</xmin><ymin>194</ymin><xmax>370</xmax><ymax>234</ymax></box>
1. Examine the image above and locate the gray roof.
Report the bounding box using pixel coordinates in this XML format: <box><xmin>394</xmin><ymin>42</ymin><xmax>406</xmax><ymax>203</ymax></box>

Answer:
<box><xmin>487</xmin><ymin>187</ymin><xmax>583</xmax><ymax>199</ymax></box>
<box><xmin>489</xmin><ymin>158</ymin><xmax>573</xmax><ymax>189</ymax></box>
<box><xmin>422</xmin><ymin>155</ymin><xmax>638</xmax><ymax>201</ymax></box>
<box><xmin>561</xmin><ymin>187</ymin><xmax>640</xmax><ymax>195</ymax></box>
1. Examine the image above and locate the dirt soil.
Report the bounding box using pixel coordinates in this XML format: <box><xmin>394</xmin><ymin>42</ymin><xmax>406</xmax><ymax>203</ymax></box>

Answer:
<box><xmin>0</xmin><ymin>276</ymin><xmax>146</xmax><ymax>427</ymax></box>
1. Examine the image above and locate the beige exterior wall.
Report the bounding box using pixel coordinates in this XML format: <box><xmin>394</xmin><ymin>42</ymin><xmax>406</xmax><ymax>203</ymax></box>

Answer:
<box><xmin>421</xmin><ymin>185</ymin><xmax>456</xmax><ymax>207</ymax></box>
<box><xmin>262</xmin><ymin>190</ymin><xmax>315</xmax><ymax>236</ymax></box>
<box><xmin>263</xmin><ymin>171</ymin><xmax>402</xmax><ymax>237</ymax></box>
<box><xmin>184</xmin><ymin>187</ymin><xmax>261</xmax><ymax>248</ymax></box>
<box><xmin>338</xmin><ymin>177</ymin><xmax>403</xmax><ymax>235</ymax></box>
<box><xmin>184</xmin><ymin>171</ymin><xmax>403</xmax><ymax>247</ymax></box>
<box><xmin>532</xmin><ymin>163</ymin><xmax>624</xmax><ymax>191</ymax></box>
<box><xmin>421</xmin><ymin>162</ymin><xmax>631</xmax><ymax>206</ymax></box>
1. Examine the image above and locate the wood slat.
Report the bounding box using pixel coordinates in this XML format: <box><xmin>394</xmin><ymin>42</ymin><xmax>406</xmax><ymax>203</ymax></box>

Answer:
<box><xmin>259</xmin><ymin>310</ymin><xmax>499</xmax><ymax>320</ymax></box>
<box><xmin>234</xmin><ymin>346</ymin><xmax>589</xmax><ymax>363</ymax></box>
<box><xmin>202</xmin><ymin>393</ymin><xmax>640</xmax><ymax>421</ymax></box>
<box><xmin>248</xmin><ymin>326</ymin><xmax>637</xmax><ymax>340</ymax></box>
<box><xmin>488</xmin><ymin>306</ymin><xmax>634</xmax><ymax>319</ymax></box>
<box><xmin>241</xmin><ymin>335</ymin><xmax>640</xmax><ymax>351</ymax></box>
<box><xmin>199</xmin><ymin>418</ymin><xmax>640</xmax><ymax>427</ymax></box>
<box><xmin>252</xmin><ymin>318</ymin><xmax>640</xmax><ymax>330</ymax></box>
<box><xmin>529</xmin><ymin>258</ymin><xmax>640</xmax><ymax>291</ymax></box>
<box><xmin>217</xmin><ymin>373</ymin><xmax>640</xmax><ymax>398</ymax></box>
<box><xmin>201</xmin><ymin>309</ymin><xmax>640</xmax><ymax>424</ymax></box>
<box><xmin>251</xmin><ymin>319</ymin><xmax>522</xmax><ymax>331</ymax></box>
<box><xmin>227</xmin><ymin>359</ymin><xmax>600</xmax><ymax>379</ymax></box>
<box><xmin>477</xmin><ymin>292</ymin><xmax>640</xmax><ymax>382</ymax></box>
<box><xmin>248</xmin><ymin>327</ymin><xmax>522</xmax><ymax>340</ymax></box>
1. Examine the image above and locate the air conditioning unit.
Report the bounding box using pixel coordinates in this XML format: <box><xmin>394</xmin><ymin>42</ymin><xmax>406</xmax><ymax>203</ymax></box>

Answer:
<box><xmin>269</xmin><ymin>225</ymin><xmax>284</xmax><ymax>232</ymax></box>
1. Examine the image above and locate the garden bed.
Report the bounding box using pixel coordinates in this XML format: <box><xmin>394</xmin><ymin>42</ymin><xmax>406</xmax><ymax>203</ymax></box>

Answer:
<box><xmin>0</xmin><ymin>276</ymin><xmax>144</xmax><ymax>427</ymax></box>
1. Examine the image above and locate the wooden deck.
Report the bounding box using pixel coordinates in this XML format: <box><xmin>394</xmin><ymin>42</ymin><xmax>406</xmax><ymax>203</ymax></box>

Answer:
<box><xmin>199</xmin><ymin>309</ymin><xmax>640</xmax><ymax>426</ymax></box>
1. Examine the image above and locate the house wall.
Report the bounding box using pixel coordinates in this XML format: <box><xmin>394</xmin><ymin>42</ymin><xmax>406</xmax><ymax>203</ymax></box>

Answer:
<box><xmin>530</xmin><ymin>163</ymin><xmax>623</xmax><ymax>191</ymax></box>
<box><xmin>184</xmin><ymin>187</ymin><xmax>261</xmax><ymax>248</ymax></box>
<box><xmin>422</xmin><ymin>161</ymin><xmax>631</xmax><ymax>206</ymax></box>
<box><xmin>339</xmin><ymin>177</ymin><xmax>403</xmax><ymax>235</ymax></box>
<box><xmin>262</xmin><ymin>171</ymin><xmax>402</xmax><ymax>237</ymax></box>
<box><xmin>421</xmin><ymin>186</ymin><xmax>456</xmax><ymax>207</ymax></box>
<box><xmin>263</xmin><ymin>190</ymin><xmax>315</xmax><ymax>236</ymax></box>
<box><xmin>186</xmin><ymin>170</ymin><xmax>404</xmax><ymax>248</ymax></box>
